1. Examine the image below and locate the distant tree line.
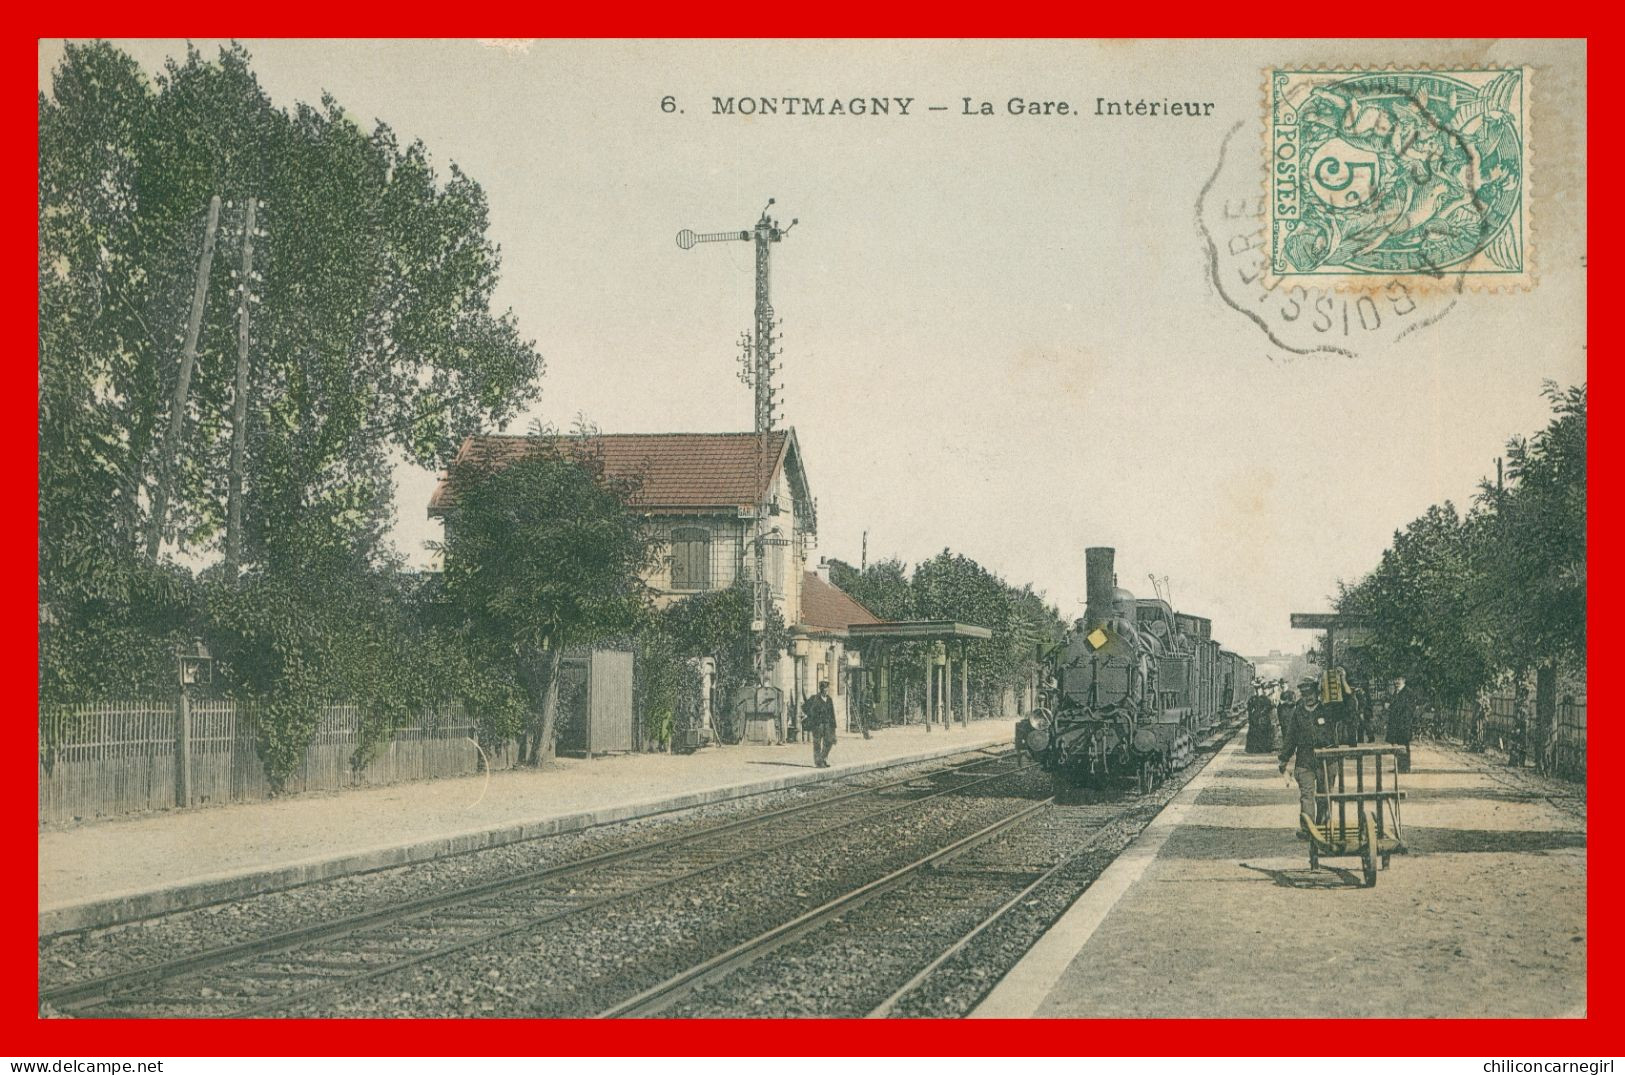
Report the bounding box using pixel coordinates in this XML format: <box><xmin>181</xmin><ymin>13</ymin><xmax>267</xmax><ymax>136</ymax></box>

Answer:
<box><xmin>1332</xmin><ymin>382</ymin><xmax>1585</xmax><ymax>770</ymax></box>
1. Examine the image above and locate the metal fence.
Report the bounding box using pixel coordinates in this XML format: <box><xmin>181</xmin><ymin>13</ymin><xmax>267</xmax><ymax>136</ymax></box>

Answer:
<box><xmin>39</xmin><ymin>699</ymin><xmax>509</xmax><ymax>827</ymax></box>
<box><xmin>1431</xmin><ymin>693</ymin><xmax>1586</xmax><ymax>782</ymax></box>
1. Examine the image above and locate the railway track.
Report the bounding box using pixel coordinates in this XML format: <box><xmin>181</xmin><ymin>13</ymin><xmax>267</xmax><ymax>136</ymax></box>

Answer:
<box><xmin>48</xmin><ymin>713</ymin><xmax>1245</xmax><ymax>1019</ymax></box>
<box><xmin>42</xmin><ymin>745</ymin><xmax>1020</xmax><ymax>1018</ymax></box>
<box><xmin>599</xmin><ymin>796</ymin><xmax>1058</xmax><ymax>1017</ymax></box>
<box><xmin>611</xmin><ymin>712</ymin><xmax>1244</xmax><ymax>1018</ymax></box>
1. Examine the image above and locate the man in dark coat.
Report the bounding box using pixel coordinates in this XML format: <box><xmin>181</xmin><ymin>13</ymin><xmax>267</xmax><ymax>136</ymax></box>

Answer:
<box><xmin>803</xmin><ymin>680</ymin><xmax>837</xmax><ymax>768</ymax></box>
<box><xmin>1386</xmin><ymin>676</ymin><xmax>1416</xmax><ymax>773</ymax></box>
<box><xmin>1279</xmin><ymin>676</ymin><xmax>1335</xmax><ymax>837</ymax></box>
<box><xmin>1245</xmin><ymin>686</ymin><xmax>1276</xmax><ymax>753</ymax></box>
<box><xmin>1352</xmin><ymin>683</ymin><xmax>1374</xmax><ymax>743</ymax></box>
<box><xmin>1274</xmin><ymin>685</ymin><xmax>1296</xmax><ymax>751</ymax></box>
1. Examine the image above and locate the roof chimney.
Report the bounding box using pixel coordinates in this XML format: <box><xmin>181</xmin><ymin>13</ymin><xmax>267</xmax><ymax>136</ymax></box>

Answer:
<box><xmin>816</xmin><ymin>558</ymin><xmax>832</xmax><ymax>585</ymax></box>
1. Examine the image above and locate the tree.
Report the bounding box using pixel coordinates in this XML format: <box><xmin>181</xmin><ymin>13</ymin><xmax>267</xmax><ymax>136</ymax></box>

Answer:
<box><xmin>39</xmin><ymin>40</ymin><xmax>544</xmax><ymax>764</ymax></box>
<box><xmin>1336</xmin><ymin>502</ymin><xmax>1493</xmax><ymax>707</ymax></box>
<box><xmin>436</xmin><ymin>434</ymin><xmax>658</xmax><ymax>764</ymax></box>
<box><xmin>1334</xmin><ymin>383</ymin><xmax>1586</xmax><ymax>770</ymax></box>
<box><xmin>1475</xmin><ymin>383</ymin><xmax>1586</xmax><ymax>666</ymax></box>
<box><xmin>39</xmin><ymin>41</ymin><xmax>542</xmax><ymax>596</ymax></box>
<box><xmin>827</xmin><ymin>557</ymin><xmax>915</xmax><ymax>622</ymax></box>
<box><xmin>1470</xmin><ymin>382</ymin><xmax>1586</xmax><ymax>765</ymax></box>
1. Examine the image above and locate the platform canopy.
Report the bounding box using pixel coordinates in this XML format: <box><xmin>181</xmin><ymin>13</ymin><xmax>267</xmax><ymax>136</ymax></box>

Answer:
<box><xmin>1289</xmin><ymin>612</ymin><xmax>1373</xmax><ymax>667</ymax></box>
<box><xmin>847</xmin><ymin>620</ymin><xmax>992</xmax><ymax>642</ymax></box>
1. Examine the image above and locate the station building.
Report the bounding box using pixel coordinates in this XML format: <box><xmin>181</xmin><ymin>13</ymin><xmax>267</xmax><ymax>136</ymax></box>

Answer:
<box><xmin>432</xmin><ymin>428</ymin><xmax>877</xmax><ymax>739</ymax></box>
<box><xmin>429</xmin><ymin>428</ymin><xmax>993</xmax><ymax>744</ymax></box>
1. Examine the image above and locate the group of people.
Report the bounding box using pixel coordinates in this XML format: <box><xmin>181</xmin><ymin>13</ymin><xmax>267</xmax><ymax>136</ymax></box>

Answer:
<box><xmin>1248</xmin><ymin>671</ymin><xmax>1417</xmax><ymax>838</ymax></box>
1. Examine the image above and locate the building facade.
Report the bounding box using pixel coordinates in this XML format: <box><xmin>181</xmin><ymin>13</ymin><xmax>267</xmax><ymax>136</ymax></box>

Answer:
<box><xmin>429</xmin><ymin>429</ymin><xmax>822</xmax><ymax>734</ymax></box>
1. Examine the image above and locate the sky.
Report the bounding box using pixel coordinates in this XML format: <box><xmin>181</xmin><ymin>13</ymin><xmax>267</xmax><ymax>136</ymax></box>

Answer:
<box><xmin>39</xmin><ymin>39</ymin><xmax>1587</xmax><ymax>655</ymax></box>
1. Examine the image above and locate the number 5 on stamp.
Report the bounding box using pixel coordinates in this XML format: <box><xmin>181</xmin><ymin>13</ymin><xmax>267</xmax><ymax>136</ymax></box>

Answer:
<box><xmin>1267</xmin><ymin>66</ymin><xmax>1531</xmax><ymax>290</ymax></box>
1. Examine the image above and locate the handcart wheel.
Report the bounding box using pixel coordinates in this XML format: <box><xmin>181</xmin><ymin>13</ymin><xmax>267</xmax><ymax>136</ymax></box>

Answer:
<box><xmin>1361</xmin><ymin>808</ymin><xmax>1379</xmax><ymax>888</ymax></box>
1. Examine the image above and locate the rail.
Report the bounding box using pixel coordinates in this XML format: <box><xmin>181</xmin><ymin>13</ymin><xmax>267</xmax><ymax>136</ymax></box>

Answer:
<box><xmin>45</xmin><ymin>746</ymin><xmax>1019</xmax><ymax>1018</ymax></box>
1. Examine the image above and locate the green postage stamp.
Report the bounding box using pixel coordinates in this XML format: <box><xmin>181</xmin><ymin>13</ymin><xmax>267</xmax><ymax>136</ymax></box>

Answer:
<box><xmin>1268</xmin><ymin>67</ymin><xmax>1530</xmax><ymax>288</ymax></box>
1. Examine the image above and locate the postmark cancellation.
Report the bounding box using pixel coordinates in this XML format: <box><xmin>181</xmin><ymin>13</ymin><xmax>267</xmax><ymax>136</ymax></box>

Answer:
<box><xmin>1267</xmin><ymin>67</ymin><xmax>1531</xmax><ymax>290</ymax></box>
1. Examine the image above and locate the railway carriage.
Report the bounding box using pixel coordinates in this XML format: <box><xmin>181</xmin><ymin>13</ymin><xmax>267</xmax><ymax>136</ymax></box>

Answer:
<box><xmin>1016</xmin><ymin>547</ymin><xmax>1251</xmax><ymax>791</ymax></box>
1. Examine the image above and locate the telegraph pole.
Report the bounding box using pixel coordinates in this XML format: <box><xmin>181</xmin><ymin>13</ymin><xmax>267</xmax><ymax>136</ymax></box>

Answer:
<box><xmin>146</xmin><ymin>195</ymin><xmax>222</xmax><ymax>560</ymax></box>
<box><xmin>675</xmin><ymin>201</ymin><xmax>798</xmax><ymax>683</ymax></box>
<box><xmin>224</xmin><ymin>197</ymin><xmax>259</xmax><ymax>584</ymax></box>
<box><xmin>675</xmin><ymin>199</ymin><xmax>796</xmax><ymax>436</ymax></box>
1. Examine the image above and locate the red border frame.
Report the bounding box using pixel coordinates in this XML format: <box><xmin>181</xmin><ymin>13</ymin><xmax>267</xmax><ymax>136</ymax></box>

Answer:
<box><xmin>7</xmin><ymin>18</ymin><xmax>1608</xmax><ymax>1058</ymax></box>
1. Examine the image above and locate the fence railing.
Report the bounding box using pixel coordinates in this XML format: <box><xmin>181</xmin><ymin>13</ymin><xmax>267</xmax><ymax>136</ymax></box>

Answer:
<box><xmin>1430</xmin><ymin>694</ymin><xmax>1586</xmax><ymax>782</ymax></box>
<box><xmin>39</xmin><ymin>698</ymin><xmax>513</xmax><ymax>827</ymax></box>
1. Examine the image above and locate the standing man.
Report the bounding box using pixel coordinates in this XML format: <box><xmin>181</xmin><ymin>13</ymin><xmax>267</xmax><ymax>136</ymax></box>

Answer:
<box><xmin>1245</xmin><ymin>684</ymin><xmax>1275</xmax><ymax>753</ymax></box>
<box><xmin>1386</xmin><ymin>675</ymin><xmax>1416</xmax><ymax>773</ymax></box>
<box><xmin>1274</xmin><ymin>684</ymin><xmax>1296</xmax><ymax>752</ymax></box>
<box><xmin>1279</xmin><ymin>676</ymin><xmax>1334</xmax><ymax>838</ymax></box>
<box><xmin>804</xmin><ymin>679</ymin><xmax>837</xmax><ymax>768</ymax></box>
<box><xmin>1351</xmin><ymin>681</ymin><xmax>1374</xmax><ymax>743</ymax></box>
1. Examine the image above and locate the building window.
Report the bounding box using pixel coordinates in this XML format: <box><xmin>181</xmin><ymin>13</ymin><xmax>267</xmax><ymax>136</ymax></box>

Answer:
<box><xmin>670</xmin><ymin>527</ymin><xmax>711</xmax><ymax>591</ymax></box>
<box><xmin>766</xmin><ymin>536</ymin><xmax>788</xmax><ymax>597</ymax></box>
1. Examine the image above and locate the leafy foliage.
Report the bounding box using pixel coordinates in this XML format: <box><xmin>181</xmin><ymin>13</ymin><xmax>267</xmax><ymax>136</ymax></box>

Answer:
<box><xmin>38</xmin><ymin>42</ymin><xmax>544</xmax><ymax>785</ymax></box>
<box><xmin>435</xmin><ymin>433</ymin><xmax>659</xmax><ymax>761</ymax></box>
<box><xmin>828</xmin><ymin>557</ymin><xmax>915</xmax><ymax>621</ymax></box>
<box><xmin>660</xmin><ymin>581</ymin><xmax>787</xmax><ymax>712</ymax></box>
<box><xmin>829</xmin><ymin>552</ymin><xmax>1064</xmax><ymax>719</ymax></box>
<box><xmin>39</xmin><ymin>41</ymin><xmax>543</xmax><ymax>582</ymax></box>
<box><xmin>1335</xmin><ymin>383</ymin><xmax>1586</xmax><ymax>713</ymax></box>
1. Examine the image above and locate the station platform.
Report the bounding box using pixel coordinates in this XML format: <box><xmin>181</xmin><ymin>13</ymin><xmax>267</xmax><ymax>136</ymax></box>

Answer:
<box><xmin>975</xmin><ymin>737</ymin><xmax>1587</xmax><ymax>1019</ymax></box>
<box><xmin>39</xmin><ymin>720</ymin><xmax>1010</xmax><ymax>936</ymax></box>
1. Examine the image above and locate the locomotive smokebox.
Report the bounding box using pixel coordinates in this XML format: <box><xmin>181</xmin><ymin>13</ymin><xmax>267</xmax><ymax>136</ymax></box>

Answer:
<box><xmin>1085</xmin><ymin>547</ymin><xmax>1116</xmax><ymax>628</ymax></box>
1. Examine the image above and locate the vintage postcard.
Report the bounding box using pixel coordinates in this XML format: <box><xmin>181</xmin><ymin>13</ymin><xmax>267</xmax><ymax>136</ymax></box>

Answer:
<box><xmin>34</xmin><ymin>38</ymin><xmax>1587</xmax><ymax>1043</ymax></box>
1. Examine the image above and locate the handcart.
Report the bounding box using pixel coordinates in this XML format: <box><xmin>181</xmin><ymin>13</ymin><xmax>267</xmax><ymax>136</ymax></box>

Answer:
<box><xmin>1304</xmin><ymin>745</ymin><xmax>1407</xmax><ymax>887</ymax></box>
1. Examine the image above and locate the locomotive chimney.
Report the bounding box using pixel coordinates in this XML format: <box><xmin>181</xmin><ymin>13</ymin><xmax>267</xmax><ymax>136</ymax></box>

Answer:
<box><xmin>1085</xmin><ymin>547</ymin><xmax>1116</xmax><ymax>628</ymax></box>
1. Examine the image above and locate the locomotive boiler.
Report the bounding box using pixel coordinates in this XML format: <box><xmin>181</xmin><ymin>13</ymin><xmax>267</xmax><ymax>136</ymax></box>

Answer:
<box><xmin>1016</xmin><ymin>547</ymin><xmax>1251</xmax><ymax>791</ymax></box>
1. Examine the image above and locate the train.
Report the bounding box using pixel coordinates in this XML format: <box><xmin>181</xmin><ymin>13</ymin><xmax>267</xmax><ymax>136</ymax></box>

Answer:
<box><xmin>1016</xmin><ymin>547</ymin><xmax>1253</xmax><ymax>791</ymax></box>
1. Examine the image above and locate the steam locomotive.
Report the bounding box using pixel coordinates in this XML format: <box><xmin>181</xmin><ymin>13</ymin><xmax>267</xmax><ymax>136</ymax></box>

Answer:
<box><xmin>1016</xmin><ymin>547</ymin><xmax>1253</xmax><ymax>791</ymax></box>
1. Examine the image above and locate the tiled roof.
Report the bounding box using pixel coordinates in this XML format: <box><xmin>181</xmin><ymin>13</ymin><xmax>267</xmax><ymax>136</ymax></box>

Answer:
<box><xmin>800</xmin><ymin>571</ymin><xmax>884</xmax><ymax>630</ymax></box>
<box><xmin>429</xmin><ymin>432</ymin><xmax>790</xmax><ymax>515</ymax></box>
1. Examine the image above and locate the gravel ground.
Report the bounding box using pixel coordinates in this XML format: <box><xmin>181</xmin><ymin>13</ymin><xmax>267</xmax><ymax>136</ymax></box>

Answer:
<box><xmin>278</xmin><ymin>765</ymin><xmax>1052</xmax><ymax>1018</ymax></box>
<box><xmin>657</xmin><ymin>724</ymin><xmax>1239</xmax><ymax>1017</ymax></box>
<box><xmin>39</xmin><ymin>747</ymin><xmax>1005</xmax><ymax>997</ymax></box>
<box><xmin>45</xmin><ymin>719</ymin><xmax>1269</xmax><ymax>1021</ymax></box>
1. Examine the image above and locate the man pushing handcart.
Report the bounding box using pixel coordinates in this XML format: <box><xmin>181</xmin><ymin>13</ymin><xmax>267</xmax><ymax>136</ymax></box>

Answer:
<box><xmin>1278</xmin><ymin>670</ymin><xmax>1405</xmax><ymax>887</ymax></box>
